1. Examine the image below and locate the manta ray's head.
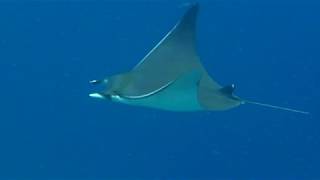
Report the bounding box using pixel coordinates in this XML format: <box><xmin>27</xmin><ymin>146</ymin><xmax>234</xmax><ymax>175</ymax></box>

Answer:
<box><xmin>89</xmin><ymin>73</ymin><xmax>132</xmax><ymax>101</ymax></box>
<box><xmin>89</xmin><ymin>78</ymin><xmax>111</xmax><ymax>100</ymax></box>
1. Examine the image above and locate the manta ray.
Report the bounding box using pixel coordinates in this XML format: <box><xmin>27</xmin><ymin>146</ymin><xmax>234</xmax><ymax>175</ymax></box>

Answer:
<box><xmin>89</xmin><ymin>3</ymin><xmax>308</xmax><ymax>114</ymax></box>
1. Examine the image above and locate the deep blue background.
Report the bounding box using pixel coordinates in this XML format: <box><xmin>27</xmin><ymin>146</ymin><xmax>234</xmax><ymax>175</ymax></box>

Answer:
<box><xmin>0</xmin><ymin>0</ymin><xmax>319</xmax><ymax>179</ymax></box>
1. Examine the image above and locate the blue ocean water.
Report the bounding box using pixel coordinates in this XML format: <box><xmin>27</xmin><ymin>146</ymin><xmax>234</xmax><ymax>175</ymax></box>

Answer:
<box><xmin>0</xmin><ymin>0</ymin><xmax>319</xmax><ymax>179</ymax></box>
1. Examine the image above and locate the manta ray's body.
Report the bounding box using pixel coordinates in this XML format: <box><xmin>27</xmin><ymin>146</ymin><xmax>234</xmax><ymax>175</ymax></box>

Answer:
<box><xmin>89</xmin><ymin>4</ymin><xmax>308</xmax><ymax>114</ymax></box>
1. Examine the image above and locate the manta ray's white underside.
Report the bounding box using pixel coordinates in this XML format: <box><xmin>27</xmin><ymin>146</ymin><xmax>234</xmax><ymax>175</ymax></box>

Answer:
<box><xmin>111</xmin><ymin>71</ymin><xmax>202</xmax><ymax>111</ymax></box>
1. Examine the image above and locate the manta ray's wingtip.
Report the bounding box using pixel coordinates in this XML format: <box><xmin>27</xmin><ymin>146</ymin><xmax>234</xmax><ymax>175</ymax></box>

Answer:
<box><xmin>187</xmin><ymin>2</ymin><xmax>199</xmax><ymax>12</ymax></box>
<box><xmin>179</xmin><ymin>2</ymin><xmax>199</xmax><ymax>10</ymax></box>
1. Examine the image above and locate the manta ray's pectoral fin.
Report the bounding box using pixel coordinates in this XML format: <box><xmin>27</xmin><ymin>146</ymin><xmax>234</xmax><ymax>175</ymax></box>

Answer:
<box><xmin>124</xmin><ymin>3</ymin><xmax>221</xmax><ymax>98</ymax></box>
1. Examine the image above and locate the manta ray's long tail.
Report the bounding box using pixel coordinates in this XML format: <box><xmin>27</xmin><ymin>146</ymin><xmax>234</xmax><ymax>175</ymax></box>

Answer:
<box><xmin>243</xmin><ymin>100</ymin><xmax>310</xmax><ymax>115</ymax></box>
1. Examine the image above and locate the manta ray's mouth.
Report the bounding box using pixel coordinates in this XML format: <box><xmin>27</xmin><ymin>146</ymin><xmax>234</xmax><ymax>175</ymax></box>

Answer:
<box><xmin>89</xmin><ymin>93</ymin><xmax>112</xmax><ymax>100</ymax></box>
<box><xmin>89</xmin><ymin>93</ymin><xmax>105</xmax><ymax>99</ymax></box>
